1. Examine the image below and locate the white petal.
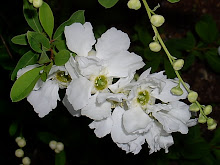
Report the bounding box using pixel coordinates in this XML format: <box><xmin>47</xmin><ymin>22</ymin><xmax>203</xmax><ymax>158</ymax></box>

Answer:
<box><xmin>158</xmin><ymin>133</ymin><xmax>174</xmax><ymax>153</ymax></box>
<box><xmin>138</xmin><ymin>68</ymin><xmax>151</xmax><ymax>81</ymax></box>
<box><xmin>111</xmin><ymin>106</ymin><xmax>138</xmax><ymax>143</ymax></box>
<box><xmin>81</xmin><ymin>93</ymin><xmax>112</xmax><ymax>120</ymax></box>
<box><xmin>89</xmin><ymin>117</ymin><xmax>113</xmax><ymax>138</ymax></box>
<box><xmin>123</xmin><ymin>106</ymin><xmax>152</xmax><ymax>133</ymax></box>
<box><xmin>64</xmin><ymin>22</ymin><xmax>96</xmax><ymax>56</ymax></box>
<box><xmin>186</xmin><ymin>119</ymin><xmax>198</xmax><ymax>127</ymax></box>
<box><xmin>97</xmin><ymin>92</ymin><xmax>126</xmax><ymax>104</ymax></box>
<box><xmin>65</xmin><ymin>55</ymin><xmax>79</xmax><ymax>79</ymax></box>
<box><xmin>95</xmin><ymin>27</ymin><xmax>130</xmax><ymax>59</ymax></box>
<box><xmin>106</xmin><ymin>51</ymin><xmax>145</xmax><ymax>77</ymax></box>
<box><xmin>66</xmin><ymin>76</ymin><xmax>92</xmax><ymax>110</ymax></box>
<box><xmin>62</xmin><ymin>94</ymin><xmax>81</xmax><ymax>117</ymax></box>
<box><xmin>17</xmin><ymin>64</ymin><xmax>39</xmax><ymax>78</ymax></box>
<box><xmin>27</xmin><ymin>80</ymin><xmax>60</xmax><ymax>118</ymax></box>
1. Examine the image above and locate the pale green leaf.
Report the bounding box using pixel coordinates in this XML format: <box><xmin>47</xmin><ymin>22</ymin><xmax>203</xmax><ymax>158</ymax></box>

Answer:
<box><xmin>167</xmin><ymin>0</ymin><xmax>180</xmax><ymax>3</ymax></box>
<box><xmin>23</xmin><ymin>0</ymin><xmax>42</xmax><ymax>32</ymax></box>
<box><xmin>39</xmin><ymin>2</ymin><xmax>54</xmax><ymax>38</ymax></box>
<box><xmin>10</xmin><ymin>66</ymin><xmax>44</xmax><ymax>102</ymax></box>
<box><xmin>27</xmin><ymin>31</ymin><xmax>50</xmax><ymax>53</ymax></box>
<box><xmin>11</xmin><ymin>51</ymin><xmax>39</xmax><ymax>81</ymax></box>
<box><xmin>38</xmin><ymin>48</ymin><xmax>50</xmax><ymax>64</ymax></box>
<box><xmin>11</xmin><ymin>34</ymin><xmax>28</xmax><ymax>45</ymax></box>
<box><xmin>54</xmin><ymin>50</ymin><xmax>70</xmax><ymax>66</ymax></box>
<box><xmin>41</xmin><ymin>62</ymin><xmax>53</xmax><ymax>82</ymax></box>
<box><xmin>53</xmin><ymin>10</ymin><xmax>85</xmax><ymax>40</ymax></box>
<box><xmin>98</xmin><ymin>0</ymin><xmax>119</xmax><ymax>8</ymax></box>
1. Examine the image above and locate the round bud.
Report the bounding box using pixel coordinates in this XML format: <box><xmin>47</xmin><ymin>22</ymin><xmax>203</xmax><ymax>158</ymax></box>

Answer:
<box><xmin>22</xmin><ymin>157</ymin><xmax>31</xmax><ymax>165</ymax></box>
<box><xmin>33</xmin><ymin>0</ymin><xmax>43</xmax><ymax>8</ymax></box>
<box><xmin>189</xmin><ymin>103</ymin><xmax>200</xmax><ymax>112</ymax></box>
<box><xmin>55</xmin><ymin>148</ymin><xmax>60</xmax><ymax>154</ymax></box>
<box><xmin>49</xmin><ymin>140</ymin><xmax>57</xmax><ymax>150</ymax></box>
<box><xmin>204</xmin><ymin>105</ymin><xmax>212</xmax><ymax>115</ymax></box>
<box><xmin>17</xmin><ymin>138</ymin><xmax>26</xmax><ymax>148</ymax></box>
<box><xmin>127</xmin><ymin>0</ymin><xmax>141</xmax><ymax>10</ymax></box>
<box><xmin>171</xmin><ymin>86</ymin><xmax>183</xmax><ymax>96</ymax></box>
<box><xmin>29</xmin><ymin>0</ymin><xmax>33</xmax><ymax>3</ymax></box>
<box><xmin>150</xmin><ymin>15</ymin><xmax>165</xmax><ymax>27</ymax></box>
<box><xmin>149</xmin><ymin>42</ymin><xmax>161</xmax><ymax>52</ymax></box>
<box><xmin>208</xmin><ymin>122</ymin><xmax>217</xmax><ymax>131</ymax></box>
<box><xmin>173</xmin><ymin>59</ymin><xmax>184</xmax><ymax>71</ymax></box>
<box><xmin>15</xmin><ymin>149</ymin><xmax>24</xmax><ymax>158</ymax></box>
<box><xmin>187</xmin><ymin>91</ymin><xmax>198</xmax><ymax>103</ymax></box>
<box><xmin>15</xmin><ymin>137</ymin><xmax>22</xmax><ymax>143</ymax></box>
<box><xmin>207</xmin><ymin>118</ymin><xmax>214</xmax><ymax>126</ymax></box>
<box><xmin>56</xmin><ymin>142</ymin><xmax>64</xmax><ymax>152</ymax></box>
<box><xmin>198</xmin><ymin>113</ymin><xmax>206</xmax><ymax>124</ymax></box>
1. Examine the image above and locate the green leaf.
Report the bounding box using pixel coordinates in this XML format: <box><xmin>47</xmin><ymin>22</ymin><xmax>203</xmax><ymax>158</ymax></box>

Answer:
<box><xmin>10</xmin><ymin>66</ymin><xmax>44</xmax><ymax>102</ymax></box>
<box><xmin>210</xmin><ymin>128</ymin><xmax>220</xmax><ymax>146</ymax></box>
<box><xmin>164</xmin><ymin>58</ymin><xmax>176</xmax><ymax>78</ymax></box>
<box><xmin>9</xmin><ymin>122</ymin><xmax>18</xmax><ymax>137</ymax></box>
<box><xmin>98</xmin><ymin>0</ymin><xmax>119</xmax><ymax>8</ymax></box>
<box><xmin>53</xmin><ymin>10</ymin><xmax>85</xmax><ymax>40</ymax></box>
<box><xmin>182</xmin><ymin>51</ymin><xmax>196</xmax><ymax>71</ymax></box>
<box><xmin>195</xmin><ymin>15</ymin><xmax>218</xmax><ymax>43</ymax></box>
<box><xmin>38</xmin><ymin>48</ymin><xmax>50</xmax><ymax>64</ymax></box>
<box><xmin>23</xmin><ymin>0</ymin><xmax>42</xmax><ymax>32</ymax></box>
<box><xmin>167</xmin><ymin>0</ymin><xmax>180</xmax><ymax>3</ymax></box>
<box><xmin>54</xmin><ymin>50</ymin><xmax>70</xmax><ymax>66</ymax></box>
<box><xmin>134</xmin><ymin>25</ymin><xmax>152</xmax><ymax>47</ymax></box>
<box><xmin>11</xmin><ymin>34</ymin><xmax>28</xmax><ymax>45</ymax></box>
<box><xmin>41</xmin><ymin>62</ymin><xmax>53</xmax><ymax>82</ymax></box>
<box><xmin>54</xmin><ymin>40</ymin><xmax>68</xmax><ymax>51</ymax></box>
<box><xmin>11</xmin><ymin>51</ymin><xmax>39</xmax><ymax>81</ymax></box>
<box><xmin>55</xmin><ymin>151</ymin><xmax>66</xmax><ymax>165</ymax></box>
<box><xmin>37</xmin><ymin>131</ymin><xmax>58</xmax><ymax>144</ymax></box>
<box><xmin>27</xmin><ymin>31</ymin><xmax>50</xmax><ymax>53</ymax></box>
<box><xmin>205</xmin><ymin>49</ymin><xmax>220</xmax><ymax>73</ymax></box>
<box><xmin>39</xmin><ymin>2</ymin><xmax>54</xmax><ymax>38</ymax></box>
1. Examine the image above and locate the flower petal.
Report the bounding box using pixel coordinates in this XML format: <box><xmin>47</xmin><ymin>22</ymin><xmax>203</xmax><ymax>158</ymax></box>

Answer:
<box><xmin>27</xmin><ymin>80</ymin><xmax>60</xmax><ymax>118</ymax></box>
<box><xmin>64</xmin><ymin>22</ymin><xmax>96</xmax><ymax>56</ymax></box>
<box><xmin>111</xmin><ymin>106</ymin><xmax>138</xmax><ymax>143</ymax></box>
<box><xmin>89</xmin><ymin>117</ymin><xmax>113</xmax><ymax>138</ymax></box>
<box><xmin>123</xmin><ymin>106</ymin><xmax>152</xmax><ymax>133</ymax></box>
<box><xmin>66</xmin><ymin>76</ymin><xmax>92</xmax><ymax>110</ymax></box>
<box><xmin>81</xmin><ymin>93</ymin><xmax>112</xmax><ymax>120</ymax></box>
<box><xmin>95</xmin><ymin>27</ymin><xmax>130</xmax><ymax>59</ymax></box>
<box><xmin>62</xmin><ymin>94</ymin><xmax>81</xmax><ymax>117</ymax></box>
<box><xmin>97</xmin><ymin>92</ymin><xmax>126</xmax><ymax>104</ymax></box>
<box><xmin>65</xmin><ymin>55</ymin><xmax>79</xmax><ymax>79</ymax></box>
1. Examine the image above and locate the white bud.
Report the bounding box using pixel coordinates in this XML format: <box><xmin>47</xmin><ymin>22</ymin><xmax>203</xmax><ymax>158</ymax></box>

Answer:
<box><xmin>15</xmin><ymin>137</ymin><xmax>22</xmax><ymax>143</ymax></box>
<box><xmin>22</xmin><ymin>157</ymin><xmax>31</xmax><ymax>165</ymax></box>
<box><xmin>189</xmin><ymin>103</ymin><xmax>200</xmax><ymax>112</ymax></box>
<box><xmin>198</xmin><ymin>113</ymin><xmax>206</xmax><ymax>124</ymax></box>
<box><xmin>17</xmin><ymin>138</ymin><xmax>26</xmax><ymax>148</ymax></box>
<box><xmin>127</xmin><ymin>0</ymin><xmax>141</xmax><ymax>10</ymax></box>
<box><xmin>56</xmin><ymin>142</ymin><xmax>64</xmax><ymax>152</ymax></box>
<box><xmin>173</xmin><ymin>59</ymin><xmax>184</xmax><ymax>71</ymax></box>
<box><xmin>208</xmin><ymin>122</ymin><xmax>217</xmax><ymax>130</ymax></box>
<box><xmin>150</xmin><ymin>14</ymin><xmax>165</xmax><ymax>27</ymax></box>
<box><xmin>15</xmin><ymin>149</ymin><xmax>24</xmax><ymax>158</ymax></box>
<box><xmin>187</xmin><ymin>91</ymin><xmax>198</xmax><ymax>103</ymax></box>
<box><xmin>204</xmin><ymin>105</ymin><xmax>212</xmax><ymax>115</ymax></box>
<box><xmin>33</xmin><ymin>0</ymin><xmax>43</xmax><ymax>8</ymax></box>
<box><xmin>29</xmin><ymin>0</ymin><xmax>33</xmax><ymax>3</ymax></box>
<box><xmin>218</xmin><ymin>46</ymin><xmax>220</xmax><ymax>56</ymax></box>
<box><xmin>49</xmin><ymin>140</ymin><xmax>57</xmax><ymax>150</ymax></box>
<box><xmin>149</xmin><ymin>42</ymin><xmax>161</xmax><ymax>52</ymax></box>
<box><xmin>55</xmin><ymin>148</ymin><xmax>60</xmax><ymax>153</ymax></box>
<box><xmin>171</xmin><ymin>86</ymin><xmax>183</xmax><ymax>96</ymax></box>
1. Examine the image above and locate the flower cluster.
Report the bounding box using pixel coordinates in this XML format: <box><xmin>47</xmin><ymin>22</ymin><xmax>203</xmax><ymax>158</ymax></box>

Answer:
<box><xmin>17</xmin><ymin>22</ymin><xmax>197</xmax><ymax>154</ymax></box>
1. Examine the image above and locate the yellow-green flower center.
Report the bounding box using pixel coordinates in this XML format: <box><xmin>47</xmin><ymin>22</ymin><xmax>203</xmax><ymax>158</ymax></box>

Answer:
<box><xmin>137</xmin><ymin>90</ymin><xmax>150</xmax><ymax>106</ymax></box>
<box><xmin>56</xmin><ymin>71</ymin><xmax>72</xmax><ymax>83</ymax></box>
<box><xmin>94</xmin><ymin>75</ymin><xmax>108</xmax><ymax>91</ymax></box>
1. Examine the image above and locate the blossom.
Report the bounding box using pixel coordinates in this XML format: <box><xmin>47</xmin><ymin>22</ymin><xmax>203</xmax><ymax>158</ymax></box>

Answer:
<box><xmin>17</xmin><ymin>61</ymin><xmax>74</xmax><ymax>117</ymax></box>
<box><xmin>64</xmin><ymin>22</ymin><xmax>145</xmax><ymax>120</ymax></box>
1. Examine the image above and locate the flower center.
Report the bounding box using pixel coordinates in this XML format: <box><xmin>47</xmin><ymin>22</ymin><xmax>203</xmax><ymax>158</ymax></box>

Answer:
<box><xmin>94</xmin><ymin>75</ymin><xmax>108</xmax><ymax>91</ymax></box>
<box><xmin>56</xmin><ymin>71</ymin><xmax>72</xmax><ymax>83</ymax></box>
<box><xmin>137</xmin><ymin>90</ymin><xmax>150</xmax><ymax>106</ymax></box>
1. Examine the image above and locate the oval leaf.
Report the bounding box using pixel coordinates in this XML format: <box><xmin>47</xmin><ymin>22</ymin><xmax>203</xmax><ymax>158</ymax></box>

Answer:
<box><xmin>9</xmin><ymin>122</ymin><xmax>18</xmax><ymax>137</ymax></box>
<box><xmin>39</xmin><ymin>2</ymin><xmax>54</xmax><ymax>38</ymax></box>
<box><xmin>10</xmin><ymin>66</ymin><xmax>44</xmax><ymax>102</ymax></box>
<box><xmin>55</xmin><ymin>151</ymin><xmax>66</xmax><ymax>165</ymax></box>
<box><xmin>11</xmin><ymin>51</ymin><xmax>39</xmax><ymax>81</ymax></box>
<box><xmin>27</xmin><ymin>31</ymin><xmax>50</xmax><ymax>53</ymax></box>
<box><xmin>53</xmin><ymin>10</ymin><xmax>85</xmax><ymax>40</ymax></box>
<box><xmin>54</xmin><ymin>50</ymin><xmax>70</xmax><ymax>66</ymax></box>
<box><xmin>23</xmin><ymin>0</ymin><xmax>42</xmax><ymax>32</ymax></box>
<box><xmin>38</xmin><ymin>48</ymin><xmax>50</xmax><ymax>64</ymax></box>
<box><xmin>11</xmin><ymin>34</ymin><xmax>28</xmax><ymax>45</ymax></box>
<box><xmin>98</xmin><ymin>0</ymin><xmax>119</xmax><ymax>8</ymax></box>
<box><xmin>167</xmin><ymin>0</ymin><xmax>180</xmax><ymax>3</ymax></box>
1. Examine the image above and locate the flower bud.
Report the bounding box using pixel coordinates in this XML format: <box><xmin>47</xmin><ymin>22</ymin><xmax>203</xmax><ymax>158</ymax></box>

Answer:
<box><xmin>49</xmin><ymin>140</ymin><xmax>57</xmax><ymax>150</ymax></box>
<box><xmin>207</xmin><ymin>118</ymin><xmax>214</xmax><ymax>126</ymax></box>
<box><xmin>149</xmin><ymin>42</ymin><xmax>161</xmax><ymax>52</ymax></box>
<box><xmin>189</xmin><ymin>103</ymin><xmax>200</xmax><ymax>112</ymax></box>
<box><xmin>33</xmin><ymin>0</ymin><xmax>43</xmax><ymax>8</ymax></box>
<box><xmin>198</xmin><ymin>113</ymin><xmax>206</xmax><ymax>124</ymax></box>
<box><xmin>150</xmin><ymin>14</ymin><xmax>165</xmax><ymax>27</ymax></box>
<box><xmin>171</xmin><ymin>86</ymin><xmax>183</xmax><ymax>96</ymax></box>
<box><xmin>17</xmin><ymin>138</ymin><xmax>26</xmax><ymax>148</ymax></box>
<box><xmin>204</xmin><ymin>105</ymin><xmax>212</xmax><ymax>115</ymax></box>
<box><xmin>56</xmin><ymin>142</ymin><xmax>64</xmax><ymax>152</ymax></box>
<box><xmin>173</xmin><ymin>59</ymin><xmax>184</xmax><ymax>71</ymax></box>
<box><xmin>15</xmin><ymin>137</ymin><xmax>22</xmax><ymax>143</ymax></box>
<box><xmin>29</xmin><ymin>0</ymin><xmax>33</xmax><ymax>3</ymax></box>
<box><xmin>15</xmin><ymin>149</ymin><xmax>24</xmax><ymax>158</ymax></box>
<box><xmin>127</xmin><ymin>0</ymin><xmax>141</xmax><ymax>10</ymax></box>
<box><xmin>187</xmin><ymin>91</ymin><xmax>198</xmax><ymax>103</ymax></box>
<box><xmin>208</xmin><ymin>122</ymin><xmax>217</xmax><ymax>130</ymax></box>
<box><xmin>22</xmin><ymin>157</ymin><xmax>31</xmax><ymax>165</ymax></box>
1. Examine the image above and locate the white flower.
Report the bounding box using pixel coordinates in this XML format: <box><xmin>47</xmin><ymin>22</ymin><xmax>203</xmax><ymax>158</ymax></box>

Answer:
<box><xmin>17</xmin><ymin>60</ymin><xmax>74</xmax><ymax>117</ymax></box>
<box><xmin>64</xmin><ymin>22</ymin><xmax>145</xmax><ymax>120</ymax></box>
